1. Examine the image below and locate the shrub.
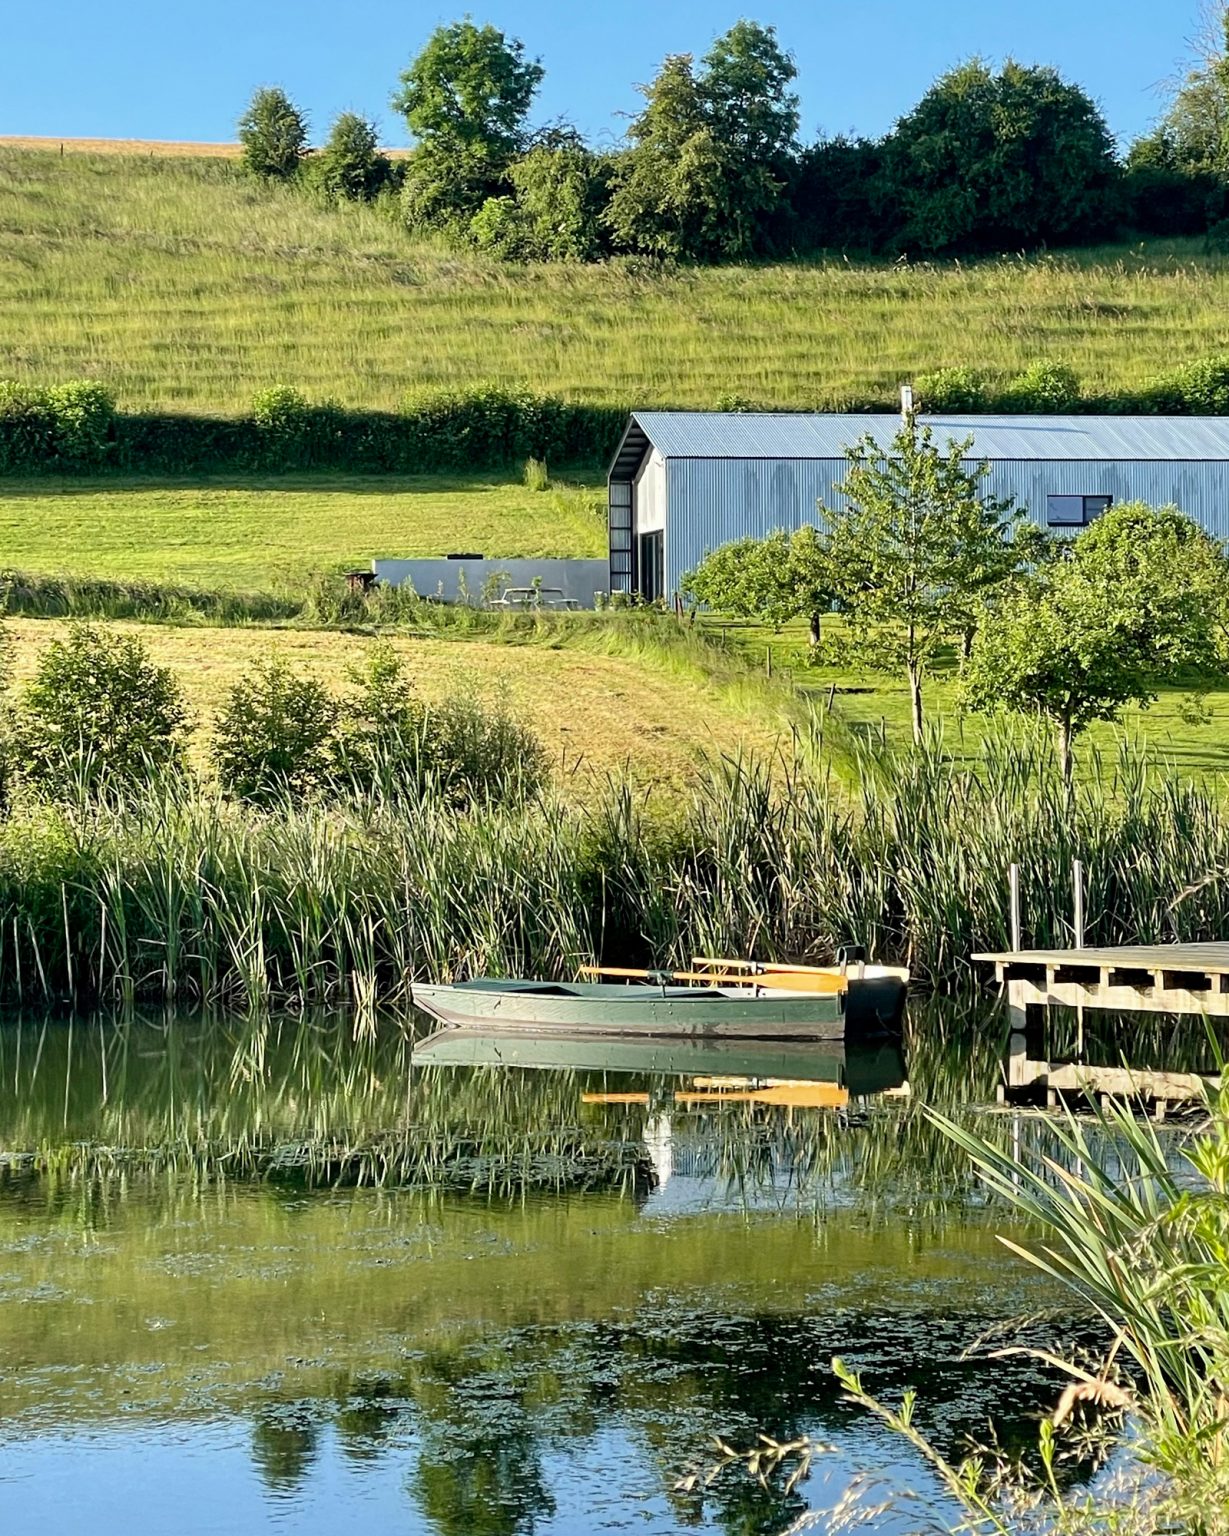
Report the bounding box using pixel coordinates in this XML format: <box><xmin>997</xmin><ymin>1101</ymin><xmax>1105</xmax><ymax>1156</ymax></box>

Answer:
<box><xmin>0</xmin><ymin>382</ymin><xmax>57</xmax><ymax>471</ymax></box>
<box><xmin>914</xmin><ymin>366</ymin><xmax>986</xmax><ymax>412</ymax></box>
<box><xmin>313</xmin><ymin>112</ymin><xmax>391</xmax><ymax>202</ymax></box>
<box><xmin>211</xmin><ymin>657</ymin><xmax>339</xmax><ymax>806</ymax></box>
<box><xmin>1148</xmin><ymin>353</ymin><xmax>1229</xmax><ymax>415</ymax></box>
<box><xmin>249</xmin><ymin>386</ymin><xmax>344</xmax><ymax>470</ymax></box>
<box><xmin>998</xmin><ymin>359</ymin><xmax>1081</xmax><ymax>412</ymax></box>
<box><xmin>332</xmin><ymin>644</ymin><xmax>428</xmax><ymax>800</ymax></box>
<box><xmin>469</xmin><ymin>195</ymin><xmax>528</xmax><ymax>259</ymax></box>
<box><xmin>238</xmin><ymin>87</ymin><xmax>308</xmax><ymax>180</ymax></box>
<box><xmin>426</xmin><ymin>694</ymin><xmax>550</xmax><ymax>807</ymax></box>
<box><xmin>13</xmin><ymin>623</ymin><xmax>190</xmax><ymax>800</ymax></box>
<box><xmin>46</xmin><ymin>380</ymin><xmax>115</xmax><ymax>464</ymax></box>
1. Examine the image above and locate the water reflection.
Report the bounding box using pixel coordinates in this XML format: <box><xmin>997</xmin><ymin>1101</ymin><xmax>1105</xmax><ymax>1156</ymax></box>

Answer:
<box><xmin>0</xmin><ymin>1001</ymin><xmax>1132</xmax><ymax>1535</ymax></box>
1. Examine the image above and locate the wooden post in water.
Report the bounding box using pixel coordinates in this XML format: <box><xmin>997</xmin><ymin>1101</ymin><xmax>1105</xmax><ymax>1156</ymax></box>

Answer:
<box><xmin>1000</xmin><ymin>863</ymin><xmax>1028</xmax><ymax>1102</ymax></box>
<box><xmin>1073</xmin><ymin>859</ymin><xmax>1086</xmax><ymax>1058</ymax></box>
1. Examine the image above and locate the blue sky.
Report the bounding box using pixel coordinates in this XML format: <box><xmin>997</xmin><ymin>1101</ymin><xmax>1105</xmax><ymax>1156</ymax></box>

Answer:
<box><xmin>0</xmin><ymin>0</ymin><xmax>1201</xmax><ymax>148</ymax></box>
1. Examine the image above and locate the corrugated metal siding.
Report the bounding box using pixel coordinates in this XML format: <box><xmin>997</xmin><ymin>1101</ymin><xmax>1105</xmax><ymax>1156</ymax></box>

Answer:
<box><xmin>664</xmin><ymin>457</ymin><xmax>1229</xmax><ymax>596</ymax></box>
<box><xmin>635</xmin><ymin>411</ymin><xmax>1229</xmax><ymax>463</ymax></box>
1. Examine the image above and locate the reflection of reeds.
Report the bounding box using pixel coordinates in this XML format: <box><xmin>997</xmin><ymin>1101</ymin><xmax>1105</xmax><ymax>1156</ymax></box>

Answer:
<box><xmin>0</xmin><ymin>1001</ymin><xmax>1122</xmax><ymax>1222</ymax></box>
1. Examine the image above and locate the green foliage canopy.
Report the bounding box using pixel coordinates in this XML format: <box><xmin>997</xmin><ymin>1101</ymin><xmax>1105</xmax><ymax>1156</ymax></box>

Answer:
<box><xmin>394</xmin><ymin>21</ymin><xmax>543</xmax><ymax>229</ymax></box>
<box><xmin>14</xmin><ymin>623</ymin><xmax>190</xmax><ymax>799</ymax></box>
<box><xmin>606</xmin><ymin>22</ymin><xmax>798</xmax><ymax>260</ymax></box>
<box><xmin>238</xmin><ymin>87</ymin><xmax>308</xmax><ymax>180</ymax></box>
<box><xmin>212</xmin><ymin>656</ymin><xmax>340</xmax><ymax>806</ymax></box>
<box><xmin>682</xmin><ymin>526</ymin><xmax>838</xmax><ymax>644</ymax></box>
<box><xmin>962</xmin><ymin>502</ymin><xmax>1229</xmax><ymax>783</ymax></box>
<box><xmin>314</xmin><ymin>113</ymin><xmax>391</xmax><ymax>202</ymax></box>
<box><xmin>882</xmin><ymin>60</ymin><xmax>1118</xmax><ymax>253</ymax></box>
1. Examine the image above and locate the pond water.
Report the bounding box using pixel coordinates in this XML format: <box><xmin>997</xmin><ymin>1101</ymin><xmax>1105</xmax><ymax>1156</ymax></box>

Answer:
<box><xmin>0</xmin><ymin>1010</ymin><xmax>1134</xmax><ymax>1535</ymax></box>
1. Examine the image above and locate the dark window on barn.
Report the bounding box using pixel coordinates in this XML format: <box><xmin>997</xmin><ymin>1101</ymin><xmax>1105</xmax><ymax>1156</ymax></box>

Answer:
<box><xmin>1047</xmin><ymin>494</ymin><xmax>1112</xmax><ymax>527</ymax></box>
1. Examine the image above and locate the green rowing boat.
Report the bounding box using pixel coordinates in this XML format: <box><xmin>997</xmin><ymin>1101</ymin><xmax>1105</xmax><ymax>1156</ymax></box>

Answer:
<box><xmin>410</xmin><ymin>973</ymin><xmax>906</xmax><ymax>1040</ymax></box>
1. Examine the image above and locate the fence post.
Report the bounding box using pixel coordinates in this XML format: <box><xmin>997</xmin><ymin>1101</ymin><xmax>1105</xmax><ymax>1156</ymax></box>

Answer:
<box><xmin>1072</xmin><ymin>859</ymin><xmax>1085</xmax><ymax>949</ymax></box>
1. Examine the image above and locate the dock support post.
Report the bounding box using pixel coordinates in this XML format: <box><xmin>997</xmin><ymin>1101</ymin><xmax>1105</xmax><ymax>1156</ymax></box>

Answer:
<box><xmin>1008</xmin><ymin>864</ymin><xmax>1021</xmax><ymax>953</ymax></box>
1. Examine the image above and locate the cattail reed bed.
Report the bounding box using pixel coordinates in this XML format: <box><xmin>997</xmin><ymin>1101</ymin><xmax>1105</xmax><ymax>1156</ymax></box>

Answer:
<box><xmin>0</xmin><ymin>736</ymin><xmax>1226</xmax><ymax>1009</ymax></box>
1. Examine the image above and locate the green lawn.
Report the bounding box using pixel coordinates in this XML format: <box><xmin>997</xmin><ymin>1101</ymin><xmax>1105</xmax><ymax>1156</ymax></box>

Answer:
<box><xmin>712</xmin><ymin>618</ymin><xmax>1229</xmax><ymax>784</ymax></box>
<box><xmin>4</xmin><ymin>148</ymin><xmax>1229</xmax><ymax>413</ymax></box>
<box><xmin>0</xmin><ymin>474</ymin><xmax>605</xmax><ymax>586</ymax></box>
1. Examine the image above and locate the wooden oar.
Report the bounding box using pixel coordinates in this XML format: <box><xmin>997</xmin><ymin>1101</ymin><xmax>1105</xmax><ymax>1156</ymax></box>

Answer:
<box><xmin>578</xmin><ymin>963</ymin><xmax>846</xmax><ymax>993</ymax></box>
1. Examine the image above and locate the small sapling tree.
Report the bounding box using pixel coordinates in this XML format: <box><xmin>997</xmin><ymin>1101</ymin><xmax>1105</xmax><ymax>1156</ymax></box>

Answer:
<box><xmin>238</xmin><ymin>87</ymin><xmax>308</xmax><ymax>181</ymax></box>
<box><xmin>962</xmin><ymin>502</ymin><xmax>1229</xmax><ymax>788</ymax></box>
<box><xmin>682</xmin><ymin>525</ymin><xmax>838</xmax><ymax>646</ymax></box>
<box><xmin>822</xmin><ymin>413</ymin><xmax>1022</xmax><ymax>741</ymax></box>
<box><xmin>14</xmin><ymin>623</ymin><xmax>190</xmax><ymax>800</ymax></box>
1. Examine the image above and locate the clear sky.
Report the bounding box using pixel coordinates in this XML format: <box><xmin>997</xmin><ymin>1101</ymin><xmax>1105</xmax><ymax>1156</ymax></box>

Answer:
<box><xmin>0</xmin><ymin>0</ymin><xmax>1203</xmax><ymax>149</ymax></box>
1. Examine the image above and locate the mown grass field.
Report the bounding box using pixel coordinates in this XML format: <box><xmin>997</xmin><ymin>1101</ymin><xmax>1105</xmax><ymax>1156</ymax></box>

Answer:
<box><xmin>4</xmin><ymin>147</ymin><xmax>1229</xmax><ymax>413</ymax></box>
<box><xmin>0</xmin><ymin>475</ymin><xmax>605</xmax><ymax>585</ymax></box>
<box><xmin>4</xmin><ymin>617</ymin><xmax>789</xmax><ymax>790</ymax></box>
<box><xmin>716</xmin><ymin>617</ymin><xmax>1229</xmax><ymax>783</ymax></box>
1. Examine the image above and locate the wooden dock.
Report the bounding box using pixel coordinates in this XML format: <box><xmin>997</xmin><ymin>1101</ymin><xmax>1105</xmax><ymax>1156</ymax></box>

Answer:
<box><xmin>974</xmin><ymin>943</ymin><xmax>1229</xmax><ymax>1114</ymax></box>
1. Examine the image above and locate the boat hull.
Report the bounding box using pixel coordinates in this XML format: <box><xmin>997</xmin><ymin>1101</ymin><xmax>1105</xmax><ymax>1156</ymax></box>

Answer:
<box><xmin>411</xmin><ymin>975</ymin><xmax>906</xmax><ymax>1041</ymax></box>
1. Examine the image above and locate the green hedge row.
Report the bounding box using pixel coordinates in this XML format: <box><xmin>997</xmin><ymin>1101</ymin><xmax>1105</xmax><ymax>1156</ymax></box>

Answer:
<box><xmin>0</xmin><ymin>383</ymin><xmax>628</xmax><ymax>476</ymax></box>
<box><xmin>8</xmin><ymin>361</ymin><xmax>1229</xmax><ymax>477</ymax></box>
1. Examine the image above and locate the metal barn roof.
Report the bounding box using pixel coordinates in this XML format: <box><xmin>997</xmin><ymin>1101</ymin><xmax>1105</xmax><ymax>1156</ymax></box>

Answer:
<box><xmin>619</xmin><ymin>412</ymin><xmax>1229</xmax><ymax>466</ymax></box>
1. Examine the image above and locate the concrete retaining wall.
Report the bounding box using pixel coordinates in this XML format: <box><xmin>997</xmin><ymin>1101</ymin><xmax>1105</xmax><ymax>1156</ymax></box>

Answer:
<box><xmin>372</xmin><ymin>558</ymin><xmax>610</xmax><ymax>608</ymax></box>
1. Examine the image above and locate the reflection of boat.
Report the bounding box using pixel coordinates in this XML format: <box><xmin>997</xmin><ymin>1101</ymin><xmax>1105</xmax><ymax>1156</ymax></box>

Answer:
<box><xmin>413</xmin><ymin>1030</ymin><xmax>908</xmax><ymax>1098</ymax></box>
<box><xmin>410</xmin><ymin>968</ymin><xmax>907</xmax><ymax>1041</ymax></box>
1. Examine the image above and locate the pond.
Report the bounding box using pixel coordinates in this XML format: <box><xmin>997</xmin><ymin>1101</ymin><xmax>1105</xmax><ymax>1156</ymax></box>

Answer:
<box><xmin>0</xmin><ymin>1009</ymin><xmax>1141</xmax><ymax>1535</ymax></box>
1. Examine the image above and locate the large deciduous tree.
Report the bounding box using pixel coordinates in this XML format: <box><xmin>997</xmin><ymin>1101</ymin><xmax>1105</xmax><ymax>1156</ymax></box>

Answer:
<box><xmin>821</xmin><ymin>415</ymin><xmax>1022</xmax><ymax>742</ymax></box>
<box><xmin>962</xmin><ymin>502</ymin><xmax>1229</xmax><ymax>788</ymax></box>
<box><xmin>238</xmin><ymin>87</ymin><xmax>308</xmax><ymax>181</ymax></box>
<box><xmin>393</xmin><ymin>21</ymin><xmax>543</xmax><ymax>229</ymax></box>
<box><xmin>682</xmin><ymin>525</ymin><xmax>838</xmax><ymax>646</ymax></box>
<box><xmin>881</xmin><ymin>59</ymin><xmax>1118</xmax><ymax>253</ymax></box>
<box><xmin>606</xmin><ymin>21</ymin><xmax>798</xmax><ymax>260</ymax></box>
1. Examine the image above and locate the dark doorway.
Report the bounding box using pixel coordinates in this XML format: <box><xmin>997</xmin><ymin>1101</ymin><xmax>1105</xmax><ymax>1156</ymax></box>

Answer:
<box><xmin>637</xmin><ymin>531</ymin><xmax>664</xmax><ymax>603</ymax></box>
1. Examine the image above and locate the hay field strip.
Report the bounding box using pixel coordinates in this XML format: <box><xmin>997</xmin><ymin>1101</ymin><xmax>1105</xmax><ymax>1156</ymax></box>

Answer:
<box><xmin>4</xmin><ymin>149</ymin><xmax>1229</xmax><ymax>413</ymax></box>
<box><xmin>4</xmin><ymin>617</ymin><xmax>787</xmax><ymax>789</ymax></box>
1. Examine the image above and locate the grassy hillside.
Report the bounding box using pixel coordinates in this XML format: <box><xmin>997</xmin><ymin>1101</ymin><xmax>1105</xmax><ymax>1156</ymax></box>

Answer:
<box><xmin>5</xmin><ymin>147</ymin><xmax>1229</xmax><ymax>414</ymax></box>
<box><xmin>0</xmin><ymin>475</ymin><xmax>604</xmax><ymax>585</ymax></box>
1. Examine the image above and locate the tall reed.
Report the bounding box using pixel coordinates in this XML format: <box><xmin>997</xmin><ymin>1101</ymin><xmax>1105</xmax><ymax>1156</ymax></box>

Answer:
<box><xmin>0</xmin><ymin>734</ymin><xmax>1225</xmax><ymax>1008</ymax></box>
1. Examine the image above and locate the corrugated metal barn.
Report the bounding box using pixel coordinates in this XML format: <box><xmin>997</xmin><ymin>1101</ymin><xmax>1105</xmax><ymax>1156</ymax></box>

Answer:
<box><xmin>607</xmin><ymin>411</ymin><xmax>1229</xmax><ymax>601</ymax></box>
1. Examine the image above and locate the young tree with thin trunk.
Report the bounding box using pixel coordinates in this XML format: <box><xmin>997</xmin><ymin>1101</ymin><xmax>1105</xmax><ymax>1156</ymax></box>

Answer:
<box><xmin>821</xmin><ymin>414</ymin><xmax>1021</xmax><ymax>743</ymax></box>
<box><xmin>681</xmin><ymin>525</ymin><xmax>838</xmax><ymax>646</ymax></box>
<box><xmin>962</xmin><ymin>502</ymin><xmax>1229</xmax><ymax>789</ymax></box>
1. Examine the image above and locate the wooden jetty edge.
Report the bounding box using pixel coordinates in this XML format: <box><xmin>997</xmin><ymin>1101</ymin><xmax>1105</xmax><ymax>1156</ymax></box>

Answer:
<box><xmin>973</xmin><ymin>942</ymin><xmax>1228</xmax><ymax>1114</ymax></box>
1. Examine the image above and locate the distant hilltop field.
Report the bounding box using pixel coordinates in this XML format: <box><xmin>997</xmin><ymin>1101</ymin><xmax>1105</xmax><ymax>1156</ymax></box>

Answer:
<box><xmin>3</xmin><ymin>140</ymin><xmax>1229</xmax><ymax>418</ymax></box>
<box><xmin>0</xmin><ymin>135</ymin><xmax>412</xmax><ymax>158</ymax></box>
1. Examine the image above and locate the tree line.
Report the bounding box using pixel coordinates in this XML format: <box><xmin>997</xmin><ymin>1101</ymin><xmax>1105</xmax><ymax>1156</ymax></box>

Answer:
<box><xmin>239</xmin><ymin>10</ymin><xmax>1229</xmax><ymax>264</ymax></box>
<box><xmin>682</xmin><ymin>416</ymin><xmax>1229</xmax><ymax>785</ymax></box>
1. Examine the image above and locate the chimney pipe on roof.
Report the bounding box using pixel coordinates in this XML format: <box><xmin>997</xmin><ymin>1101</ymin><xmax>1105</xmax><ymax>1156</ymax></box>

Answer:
<box><xmin>900</xmin><ymin>383</ymin><xmax>914</xmax><ymax>420</ymax></box>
